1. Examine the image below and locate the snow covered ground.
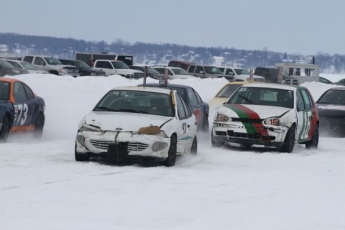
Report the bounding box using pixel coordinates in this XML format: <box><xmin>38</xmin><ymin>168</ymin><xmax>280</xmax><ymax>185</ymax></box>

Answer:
<box><xmin>1</xmin><ymin>74</ymin><xmax>345</xmax><ymax>230</ymax></box>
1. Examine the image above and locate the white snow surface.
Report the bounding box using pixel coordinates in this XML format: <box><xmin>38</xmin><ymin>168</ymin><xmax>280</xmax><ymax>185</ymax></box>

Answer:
<box><xmin>1</xmin><ymin>74</ymin><xmax>345</xmax><ymax>230</ymax></box>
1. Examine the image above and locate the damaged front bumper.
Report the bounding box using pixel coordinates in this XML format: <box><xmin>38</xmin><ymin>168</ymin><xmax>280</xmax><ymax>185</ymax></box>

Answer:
<box><xmin>75</xmin><ymin>130</ymin><xmax>170</xmax><ymax>160</ymax></box>
<box><xmin>212</xmin><ymin>121</ymin><xmax>288</xmax><ymax>147</ymax></box>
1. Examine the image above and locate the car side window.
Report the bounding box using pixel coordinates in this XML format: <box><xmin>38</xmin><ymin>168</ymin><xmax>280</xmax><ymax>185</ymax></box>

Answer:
<box><xmin>226</xmin><ymin>69</ymin><xmax>235</xmax><ymax>75</ymax></box>
<box><xmin>175</xmin><ymin>93</ymin><xmax>186</xmax><ymax>119</ymax></box>
<box><xmin>188</xmin><ymin>66</ymin><xmax>195</xmax><ymax>73</ymax></box>
<box><xmin>23</xmin><ymin>56</ymin><xmax>33</xmax><ymax>63</ymax></box>
<box><xmin>22</xmin><ymin>83</ymin><xmax>35</xmax><ymax>100</ymax></box>
<box><xmin>187</xmin><ymin>88</ymin><xmax>198</xmax><ymax>106</ymax></box>
<box><xmin>180</xmin><ymin>95</ymin><xmax>192</xmax><ymax>118</ymax></box>
<box><xmin>195</xmin><ymin>66</ymin><xmax>203</xmax><ymax>74</ymax></box>
<box><xmin>13</xmin><ymin>82</ymin><xmax>27</xmax><ymax>102</ymax></box>
<box><xmin>168</xmin><ymin>69</ymin><xmax>174</xmax><ymax>75</ymax></box>
<box><xmin>154</xmin><ymin>68</ymin><xmax>164</xmax><ymax>74</ymax></box>
<box><xmin>296</xmin><ymin>90</ymin><xmax>306</xmax><ymax>111</ymax></box>
<box><xmin>8</xmin><ymin>61</ymin><xmax>22</xmax><ymax>69</ymax></box>
<box><xmin>34</xmin><ymin>57</ymin><xmax>45</xmax><ymax>66</ymax></box>
<box><xmin>194</xmin><ymin>89</ymin><xmax>203</xmax><ymax>104</ymax></box>
<box><xmin>300</xmin><ymin>89</ymin><xmax>312</xmax><ymax>109</ymax></box>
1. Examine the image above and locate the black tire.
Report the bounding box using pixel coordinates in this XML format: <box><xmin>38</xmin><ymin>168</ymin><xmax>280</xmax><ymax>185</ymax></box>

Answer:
<box><xmin>305</xmin><ymin>125</ymin><xmax>319</xmax><ymax>149</ymax></box>
<box><xmin>34</xmin><ymin>113</ymin><xmax>45</xmax><ymax>138</ymax></box>
<box><xmin>49</xmin><ymin>70</ymin><xmax>59</xmax><ymax>76</ymax></box>
<box><xmin>190</xmin><ymin>136</ymin><xmax>197</xmax><ymax>155</ymax></box>
<box><xmin>0</xmin><ymin>115</ymin><xmax>11</xmax><ymax>143</ymax></box>
<box><xmin>75</xmin><ymin>143</ymin><xmax>90</xmax><ymax>161</ymax></box>
<box><xmin>211</xmin><ymin>129</ymin><xmax>224</xmax><ymax>147</ymax></box>
<box><xmin>280</xmin><ymin>125</ymin><xmax>295</xmax><ymax>153</ymax></box>
<box><xmin>163</xmin><ymin>135</ymin><xmax>177</xmax><ymax>167</ymax></box>
<box><xmin>241</xmin><ymin>143</ymin><xmax>252</xmax><ymax>149</ymax></box>
<box><xmin>202</xmin><ymin>118</ymin><xmax>209</xmax><ymax>133</ymax></box>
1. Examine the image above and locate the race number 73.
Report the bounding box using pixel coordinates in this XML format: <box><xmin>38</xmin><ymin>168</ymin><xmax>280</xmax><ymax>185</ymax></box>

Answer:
<box><xmin>14</xmin><ymin>104</ymin><xmax>29</xmax><ymax>125</ymax></box>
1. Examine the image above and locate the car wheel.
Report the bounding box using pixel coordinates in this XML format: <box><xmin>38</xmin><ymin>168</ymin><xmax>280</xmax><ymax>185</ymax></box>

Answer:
<box><xmin>190</xmin><ymin>135</ymin><xmax>197</xmax><ymax>155</ymax></box>
<box><xmin>34</xmin><ymin>113</ymin><xmax>45</xmax><ymax>138</ymax></box>
<box><xmin>163</xmin><ymin>135</ymin><xmax>177</xmax><ymax>167</ymax></box>
<box><xmin>0</xmin><ymin>115</ymin><xmax>10</xmax><ymax>143</ymax></box>
<box><xmin>280</xmin><ymin>125</ymin><xmax>295</xmax><ymax>153</ymax></box>
<box><xmin>240</xmin><ymin>143</ymin><xmax>252</xmax><ymax>149</ymax></box>
<box><xmin>305</xmin><ymin>125</ymin><xmax>319</xmax><ymax>149</ymax></box>
<box><xmin>75</xmin><ymin>143</ymin><xmax>90</xmax><ymax>161</ymax></box>
<box><xmin>211</xmin><ymin>129</ymin><xmax>224</xmax><ymax>147</ymax></box>
<box><xmin>202</xmin><ymin>118</ymin><xmax>209</xmax><ymax>133</ymax></box>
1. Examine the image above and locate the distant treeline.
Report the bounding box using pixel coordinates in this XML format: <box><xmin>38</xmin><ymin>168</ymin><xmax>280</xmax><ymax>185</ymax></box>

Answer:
<box><xmin>0</xmin><ymin>33</ymin><xmax>344</xmax><ymax>73</ymax></box>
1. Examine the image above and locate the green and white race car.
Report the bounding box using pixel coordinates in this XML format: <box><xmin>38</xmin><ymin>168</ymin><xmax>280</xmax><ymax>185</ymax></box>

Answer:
<box><xmin>211</xmin><ymin>83</ymin><xmax>319</xmax><ymax>153</ymax></box>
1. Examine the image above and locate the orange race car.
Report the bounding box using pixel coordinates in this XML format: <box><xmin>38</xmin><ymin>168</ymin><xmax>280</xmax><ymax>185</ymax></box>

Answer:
<box><xmin>0</xmin><ymin>77</ymin><xmax>45</xmax><ymax>142</ymax></box>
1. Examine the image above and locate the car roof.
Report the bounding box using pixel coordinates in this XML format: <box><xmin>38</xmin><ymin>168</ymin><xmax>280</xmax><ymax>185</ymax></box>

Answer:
<box><xmin>140</xmin><ymin>83</ymin><xmax>192</xmax><ymax>89</ymax></box>
<box><xmin>111</xmin><ymin>86</ymin><xmax>172</xmax><ymax>94</ymax></box>
<box><xmin>0</xmin><ymin>77</ymin><xmax>19</xmax><ymax>83</ymax></box>
<box><xmin>242</xmin><ymin>83</ymin><xmax>301</xmax><ymax>90</ymax></box>
<box><xmin>325</xmin><ymin>86</ymin><xmax>345</xmax><ymax>91</ymax></box>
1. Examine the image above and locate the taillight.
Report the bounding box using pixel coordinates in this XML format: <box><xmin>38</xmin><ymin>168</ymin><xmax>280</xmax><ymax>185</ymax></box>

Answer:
<box><xmin>193</xmin><ymin>108</ymin><xmax>202</xmax><ymax>123</ymax></box>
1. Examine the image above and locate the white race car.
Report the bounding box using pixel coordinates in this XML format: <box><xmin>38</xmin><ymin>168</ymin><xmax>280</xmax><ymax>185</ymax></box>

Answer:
<box><xmin>75</xmin><ymin>86</ymin><xmax>198</xmax><ymax>166</ymax></box>
<box><xmin>211</xmin><ymin>83</ymin><xmax>319</xmax><ymax>153</ymax></box>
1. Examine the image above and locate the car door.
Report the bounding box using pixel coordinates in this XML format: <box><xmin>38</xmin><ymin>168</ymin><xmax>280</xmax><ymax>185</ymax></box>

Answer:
<box><xmin>179</xmin><ymin>95</ymin><xmax>196</xmax><ymax>152</ymax></box>
<box><xmin>174</xmin><ymin>92</ymin><xmax>189</xmax><ymax>153</ymax></box>
<box><xmin>33</xmin><ymin>57</ymin><xmax>48</xmax><ymax>71</ymax></box>
<box><xmin>11</xmin><ymin>82</ymin><xmax>33</xmax><ymax>131</ymax></box>
<box><xmin>296</xmin><ymin>89</ymin><xmax>306</xmax><ymax>141</ymax></box>
<box><xmin>297</xmin><ymin>89</ymin><xmax>314</xmax><ymax>141</ymax></box>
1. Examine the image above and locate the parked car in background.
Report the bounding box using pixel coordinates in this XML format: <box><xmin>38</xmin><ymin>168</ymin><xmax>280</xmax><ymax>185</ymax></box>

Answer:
<box><xmin>334</xmin><ymin>78</ymin><xmax>345</xmax><ymax>86</ymax></box>
<box><xmin>254</xmin><ymin>67</ymin><xmax>280</xmax><ymax>83</ymax></box>
<box><xmin>211</xmin><ymin>83</ymin><xmax>319</xmax><ymax>153</ymax></box>
<box><xmin>59</xmin><ymin>59</ymin><xmax>105</xmax><ymax>76</ymax></box>
<box><xmin>186</xmin><ymin>64</ymin><xmax>224</xmax><ymax>79</ymax></box>
<box><xmin>218</xmin><ymin>67</ymin><xmax>265</xmax><ymax>82</ymax></box>
<box><xmin>209</xmin><ymin>82</ymin><xmax>249</xmax><ymax>111</ymax></box>
<box><xmin>92</xmin><ymin>60</ymin><xmax>144</xmax><ymax>78</ymax></box>
<box><xmin>316</xmin><ymin>87</ymin><xmax>345</xmax><ymax>137</ymax></box>
<box><xmin>4</xmin><ymin>59</ymin><xmax>48</xmax><ymax>74</ymax></box>
<box><xmin>22</xmin><ymin>55</ymin><xmax>79</xmax><ymax>77</ymax></box>
<box><xmin>0</xmin><ymin>60</ymin><xmax>28</xmax><ymax>76</ymax></box>
<box><xmin>0</xmin><ymin>77</ymin><xmax>45</xmax><ymax>142</ymax></box>
<box><xmin>152</xmin><ymin>66</ymin><xmax>195</xmax><ymax>79</ymax></box>
<box><xmin>138</xmin><ymin>82</ymin><xmax>209</xmax><ymax>133</ymax></box>
<box><xmin>129</xmin><ymin>65</ymin><xmax>164</xmax><ymax>79</ymax></box>
<box><xmin>319</xmin><ymin>76</ymin><xmax>333</xmax><ymax>84</ymax></box>
<box><xmin>168</xmin><ymin>60</ymin><xmax>195</xmax><ymax>71</ymax></box>
<box><xmin>75</xmin><ymin>86</ymin><xmax>198</xmax><ymax>166</ymax></box>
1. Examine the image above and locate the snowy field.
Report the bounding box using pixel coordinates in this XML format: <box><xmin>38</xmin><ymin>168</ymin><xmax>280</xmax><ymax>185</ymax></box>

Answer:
<box><xmin>1</xmin><ymin>73</ymin><xmax>345</xmax><ymax>230</ymax></box>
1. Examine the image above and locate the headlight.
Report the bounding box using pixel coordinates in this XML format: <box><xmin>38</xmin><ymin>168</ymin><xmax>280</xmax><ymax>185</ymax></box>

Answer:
<box><xmin>80</xmin><ymin>125</ymin><xmax>101</xmax><ymax>132</ymax></box>
<box><xmin>59</xmin><ymin>68</ymin><xmax>68</xmax><ymax>74</ymax></box>
<box><xmin>152</xmin><ymin>142</ymin><xmax>168</xmax><ymax>152</ymax></box>
<box><xmin>264</xmin><ymin>117</ymin><xmax>280</xmax><ymax>126</ymax></box>
<box><xmin>91</xmin><ymin>72</ymin><xmax>96</xmax><ymax>76</ymax></box>
<box><xmin>215</xmin><ymin>114</ymin><xmax>230</xmax><ymax>122</ymax></box>
<box><xmin>125</xmin><ymin>74</ymin><xmax>134</xmax><ymax>78</ymax></box>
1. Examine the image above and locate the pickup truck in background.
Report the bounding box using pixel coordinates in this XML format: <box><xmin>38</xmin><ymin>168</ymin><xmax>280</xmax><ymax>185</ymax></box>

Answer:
<box><xmin>218</xmin><ymin>66</ymin><xmax>265</xmax><ymax>82</ymax></box>
<box><xmin>75</xmin><ymin>52</ymin><xmax>134</xmax><ymax>66</ymax></box>
<box><xmin>22</xmin><ymin>55</ymin><xmax>79</xmax><ymax>77</ymax></box>
<box><xmin>92</xmin><ymin>60</ymin><xmax>144</xmax><ymax>78</ymax></box>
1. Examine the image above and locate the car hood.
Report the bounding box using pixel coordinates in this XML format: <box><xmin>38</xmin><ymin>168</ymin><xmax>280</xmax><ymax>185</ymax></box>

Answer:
<box><xmin>218</xmin><ymin>104</ymin><xmax>291</xmax><ymax>119</ymax></box>
<box><xmin>83</xmin><ymin>111</ymin><xmax>173</xmax><ymax>131</ymax></box>
<box><xmin>171</xmin><ymin>74</ymin><xmax>194</xmax><ymax>79</ymax></box>
<box><xmin>209</xmin><ymin>97</ymin><xmax>228</xmax><ymax>110</ymax></box>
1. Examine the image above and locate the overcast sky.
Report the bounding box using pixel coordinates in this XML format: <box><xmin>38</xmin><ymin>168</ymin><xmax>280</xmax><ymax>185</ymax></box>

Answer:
<box><xmin>1</xmin><ymin>0</ymin><xmax>344</xmax><ymax>55</ymax></box>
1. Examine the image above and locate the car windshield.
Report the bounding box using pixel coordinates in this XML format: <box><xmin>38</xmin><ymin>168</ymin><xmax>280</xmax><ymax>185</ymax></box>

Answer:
<box><xmin>216</xmin><ymin>84</ymin><xmax>243</xmax><ymax>98</ymax></box>
<box><xmin>75</xmin><ymin>61</ymin><xmax>91</xmax><ymax>69</ymax></box>
<box><xmin>204</xmin><ymin>66</ymin><xmax>222</xmax><ymax>74</ymax></box>
<box><xmin>234</xmin><ymin>69</ymin><xmax>250</xmax><ymax>75</ymax></box>
<box><xmin>94</xmin><ymin>90</ymin><xmax>174</xmax><ymax>117</ymax></box>
<box><xmin>227</xmin><ymin>87</ymin><xmax>294</xmax><ymax>108</ymax></box>
<box><xmin>171</xmin><ymin>68</ymin><xmax>189</xmax><ymax>75</ymax></box>
<box><xmin>21</xmin><ymin>61</ymin><xmax>38</xmax><ymax>70</ymax></box>
<box><xmin>0</xmin><ymin>81</ymin><xmax>10</xmax><ymax>101</ymax></box>
<box><xmin>112</xmin><ymin>61</ymin><xmax>129</xmax><ymax>69</ymax></box>
<box><xmin>317</xmin><ymin>90</ymin><xmax>345</xmax><ymax>105</ymax></box>
<box><xmin>44</xmin><ymin>57</ymin><xmax>62</xmax><ymax>65</ymax></box>
<box><xmin>0</xmin><ymin>60</ymin><xmax>14</xmax><ymax>68</ymax></box>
